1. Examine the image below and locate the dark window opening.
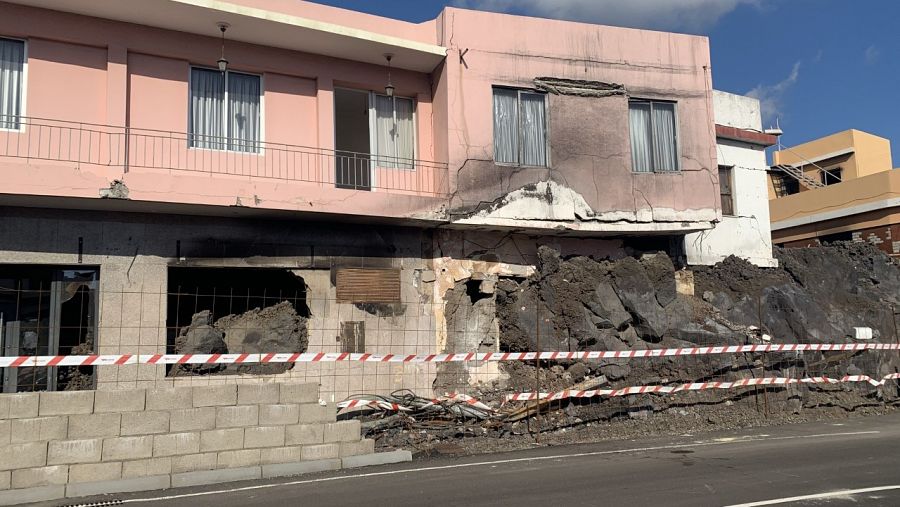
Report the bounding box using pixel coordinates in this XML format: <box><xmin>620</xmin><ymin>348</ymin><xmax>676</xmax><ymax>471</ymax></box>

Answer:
<box><xmin>821</xmin><ymin>167</ymin><xmax>842</xmax><ymax>186</ymax></box>
<box><xmin>819</xmin><ymin>231</ymin><xmax>853</xmax><ymax>244</ymax></box>
<box><xmin>0</xmin><ymin>266</ymin><xmax>99</xmax><ymax>392</ymax></box>
<box><xmin>773</xmin><ymin>173</ymin><xmax>800</xmax><ymax>197</ymax></box>
<box><xmin>719</xmin><ymin>165</ymin><xmax>734</xmax><ymax>216</ymax></box>
<box><xmin>166</xmin><ymin>267</ymin><xmax>310</xmax><ymax>376</ymax></box>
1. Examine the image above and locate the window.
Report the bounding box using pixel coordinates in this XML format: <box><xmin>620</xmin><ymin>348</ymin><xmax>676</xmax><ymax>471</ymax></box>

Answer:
<box><xmin>719</xmin><ymin>165</ymin><xmax>734</xmax><ymax>216</ymax></box>
<box><xmin>335</xmin><ymin>268</ymin><xmax>401</xmax><ymax>303</ymax></box>
<box><xmin>189</xmin><ymin>67</ymin><xmax>261</xmax><ymax>152</ymax></box>
<box><xmin>821</xmin><ymin>167</ymin><xmax>842</xmax><ymax>185</ymax></box>
<box><xmin>772</xmin><ymin>173</ymin><xmax>800</xmax><ymax>197</ymax></box>
<box><xmin>373</xmin><ymin>94</ymin><xmax>415</xmax><ymax>169</ymax></box>
<box><xmin>629</xmin><ymin>99</ymin><xmax>679</xmax><ymax>172</ymax></box>
<box><xmin>0</xmin><ymin>37</ymin><xmax>25</xmax><ymax>130</ymax></box>
<box><xmin>493</xmin><ymin>87</ymin><xmax>548</xmax><ymax>166</ymax></box>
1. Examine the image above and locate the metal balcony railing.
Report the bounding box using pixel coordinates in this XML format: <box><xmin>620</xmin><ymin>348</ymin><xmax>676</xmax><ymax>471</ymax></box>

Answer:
<box><xmin>0</xmin><ymin>115</ymin><xmax>449</xmax><ymax>197</ymax></box>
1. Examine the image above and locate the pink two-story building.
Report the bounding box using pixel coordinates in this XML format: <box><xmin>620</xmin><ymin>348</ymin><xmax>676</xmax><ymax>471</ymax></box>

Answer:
<box><xmin>0</xmin><ymin>0</ymin><xmax>719</xmax><ymax>396</ymax></box>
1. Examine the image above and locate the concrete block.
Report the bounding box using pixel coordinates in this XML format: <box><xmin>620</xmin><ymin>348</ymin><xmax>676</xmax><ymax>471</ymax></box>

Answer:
<box><xmin>215</xmin><ymin>405</ymin><xmax>258</xmax><ymax>428</ymax></box>
<box><xmin>171</xmin><ymin>466</ymin><xmax>260</xmax><ymax>488</ymax></box>
<box><xmin>342</xmin><ymin>450</ymin><xmax>412</xmax><ymax>469</ymax></box>
<box><xmin>11</xmin><ymin>466</ymin><xmax>68</xmax><ymax>489</ymax></box>
<box><xmin>68</xmin><ymin>413</ymin><xmax>121</xmax><ymax>439</ymax></box>
<box><xmin>38</xmin><ymin>391</ymin><xmax>94</xmax><ymax>417</ymax></box>
<box><xmin>171</xmin><ymin>453</ymin><xmax>217</xmax><ymax>474</ymax></box>
<box><xmin>47</xmin><ymin>439</ymin><xmax>102</xmax><ymax>465</ymax></box>
<box><xmin>0</xmin><ymin>442</ymin><xmax>48</xmax><ymax>471</ymax></box>
<box><xmin>297</xmin><ymin>403</ymin><xmax>335</xmax><ymax>424</ymax></box>
<box><xmin>6</xmin><ymin>393</ymin><xmax>39</xmax><ymax>419</ymax></box>
<box><xmin>300</xmin><ymin>443</ymin><xmax>339</xmax><ymax>461</ymax></box>
<box><xmin>284</xmin><ymin>424</ymin><xmax>324</xmax><ymax>446</ymax></box>
<box><xmin>237</xmin><ymin>384</ymin><xmax>279</xmax><ymax>405</ymax></box>
<box><xmin>259</xmin><ymin>445</ymin><xmax>303</xmax><ymax>465</ymax></box>
<box><xmin>261</xmin><ymin>458</ymin><xmax>341</xmax><ymax>479</ymax></box>
<box><xmin>0</xmin><ymin>484</ymin><xmax>64</xmax><ymax>505</ymax></box>
<box><xmin>102</xmin><ymin>435</ymin><xmax>153</xmax><ymax>461</ymax></box>
<box><xmin>0</xmin><ymin>422</ymin><xmax>8</xmax><ymax>445</ymax></box>
<box><xmin>122</xmin><ymin>457</ymin><xmax>172</xmax><ymax>478</ymax></box>
<box><xmin>68</xmin><ymin>462</ymin><xmax>122</xmax><ymax>483</ymax></box>
<box><xmin>324</xmin><ymin>420</ymin><xmax>361</xmax><ymax>443</ymax></box>
<box><xmin>200</xmin><ymin>428</ymin><xmax>244</xmax><ymax>452</ymax></box>
<box><xmin>193</xmin><ymin>385</ymin><xmax>237</xmax><ymax>407</ymax></box>
<box><xmin>121</xmin><ymin>410</ymin><xmax>169</xmax><ymax>435</ymax></box>
<box><xmin>217</xmin><ymin>449</ymin><xmax>261</xmax><ymax>469</ymax></box>
<box><xmin>94</xmin><ymin>389</ymin><xmax>146</xmax><ymax>413</ymax></box>
<box><xmin>65</xmin><ymin>474</ymin><xmax>170</xmax><ymax>498</ymax></box>
<box><xmin>0</xmin><ymin>472</ymin><xmax>7</xmax><ymax>491</ymax></box>
<box><xmin>259</xmin><ymin>404</ymin><xmax>300</xmax><ymax>426</ymax></box>
<box><xmin>152</xmin><ymin>432</ymin><xmax>200</xmax><ymax>457</ymax></box>
<box><xmin>146</xmin><ymin>387</ymin><xmax>192</xmax><ymax>411</ymax></box>
<box><xmin>10</xmin><ymin>417</ymin><xmax>67</xmax><ymax>443</ymax></box>
<box><xmin>279</xmin><ymin>383</ymin><xmax>318</xmax><ymax>404</ymax></box>
<box><xmin>244</xmin><ymin>426</ymin><xmax>285</xmax><ymax>448</ymax></box>
<box><xmin>170</xmin><ymin>407</ymin><xmax>216</xmax><ymax>432</ymax></box>
<box><xmin>340</xmin><ymin>439</ymin><xmax>375</xmax><ymax>458</ymax></box>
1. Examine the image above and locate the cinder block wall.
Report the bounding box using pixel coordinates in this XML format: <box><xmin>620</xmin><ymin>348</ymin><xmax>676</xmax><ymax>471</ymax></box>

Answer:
<box><xmin>0</xmin><ymin>382</ymin><xmax>376</xmax><ymax>504</ymax></box>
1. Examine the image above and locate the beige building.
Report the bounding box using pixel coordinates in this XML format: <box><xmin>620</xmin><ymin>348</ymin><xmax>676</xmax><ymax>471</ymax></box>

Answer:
<box><xmin>768</xmin><ymin>129</ymin><xmax>900</xmax><ymax>256</ymax></box>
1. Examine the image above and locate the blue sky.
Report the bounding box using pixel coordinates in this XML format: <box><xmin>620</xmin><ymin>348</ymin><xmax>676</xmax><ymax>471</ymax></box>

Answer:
<box><xmin>313</xmin><ymin>0</ymin><xmax>899</xmax><ymax>164</ymax></box>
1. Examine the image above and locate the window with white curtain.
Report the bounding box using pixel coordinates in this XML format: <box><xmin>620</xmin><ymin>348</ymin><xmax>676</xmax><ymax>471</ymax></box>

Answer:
<box><xmin>189</xmin><ymin>67</ymin><xmax>261</xmax><ymax>152</ymax></box>
<box><xmin>629</xmin><ymin>99</ymin><xmax>678</xmax><ymax>172</ymax></box>
<box><xmin>373</xmin><ymin>94</ymin><xmax>415</xmax><ymax>169</ymax></box>
<box><xmin>493</xmin><ymin>87</ymin><xmax>548</xmax><ymax>167</ymax></box>
<box><xmin>0</xmin><ymin>37</ymin><xmax>25</xmax><ymax>130</ymax></box>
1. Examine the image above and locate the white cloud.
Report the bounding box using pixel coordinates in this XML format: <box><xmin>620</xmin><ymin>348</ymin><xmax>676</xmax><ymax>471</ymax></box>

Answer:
<box><xmin>864</xmin><ymin>45</ymin><xmax>879</xmax><ymax>65</ymax></box>
<box><xmin>452</xmin><ymin>0</ymin><xmax>762</xmax><ymax>33</ymax></box>
<box><xmin>746</xmin><ymin>61</ymin><xmax>800</xmax><ymax>126</ymax></box>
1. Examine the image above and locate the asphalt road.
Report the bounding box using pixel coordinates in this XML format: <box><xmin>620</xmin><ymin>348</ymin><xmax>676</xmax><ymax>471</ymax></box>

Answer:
<box><xmin>45</xmin><ymin>412</ymin><xmax>900</xmax><ymax>507</ymax></box>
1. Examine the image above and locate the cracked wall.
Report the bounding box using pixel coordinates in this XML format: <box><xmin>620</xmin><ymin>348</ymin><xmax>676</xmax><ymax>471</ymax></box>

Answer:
<box><xmin>439</xmin><ymin>8</ymin><xmax>720</xmax><ymax>234</ymax></box>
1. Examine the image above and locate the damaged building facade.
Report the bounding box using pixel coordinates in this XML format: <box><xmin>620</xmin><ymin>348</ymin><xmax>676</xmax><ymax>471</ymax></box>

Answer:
<box><xmin>0</xmin><ymin>1</ymin><xmax>727</xmax><ymax>398</ymax></box>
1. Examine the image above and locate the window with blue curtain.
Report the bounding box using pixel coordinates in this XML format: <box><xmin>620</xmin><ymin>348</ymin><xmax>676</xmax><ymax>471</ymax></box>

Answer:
<box><xmin>629</xmin><ymin>99</ymin><xmax>679</xmax><ymax>172</ymax></box>
<box><xmin>189</xmin><ymin>67</ymin><xmax>261</xmax><ymax>152</ymax></box>
<box><xmin>493</xmin><ymin>87</ymin><xmax>548</xmax><ymax>166</ymax></box>
<box><xmin>0</xmin><ymin>37</ymin><xmax>25</xmax><ymax>130</ymax></box>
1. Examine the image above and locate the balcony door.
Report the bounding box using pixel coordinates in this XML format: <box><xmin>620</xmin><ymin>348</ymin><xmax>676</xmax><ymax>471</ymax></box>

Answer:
<box><xmin>334</xmin><ymin>88</ymin><xmax>372</xmax><ymax>190</ymax></box>
<box><xmin>333</xmin><ymin>88</ymin><xmax>416</xmax><ymax>191</ymax></box>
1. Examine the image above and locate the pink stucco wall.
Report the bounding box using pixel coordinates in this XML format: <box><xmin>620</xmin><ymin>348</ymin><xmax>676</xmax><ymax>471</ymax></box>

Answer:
<box><xmin>0</xmin><ymin>1</ymin><xmax>718</xmax><ymax>230</ymax></box>
<box><xmin>437</xmin><ymin>8</ymin><xmax>718</xmax><ymax>228</ymax></box>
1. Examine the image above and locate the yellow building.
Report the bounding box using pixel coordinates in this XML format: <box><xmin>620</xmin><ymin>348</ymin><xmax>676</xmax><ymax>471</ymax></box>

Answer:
<box><xmin>768</xmin><ymin>129</ymin><xmax>900</xmax><ymax>256</ymax></box>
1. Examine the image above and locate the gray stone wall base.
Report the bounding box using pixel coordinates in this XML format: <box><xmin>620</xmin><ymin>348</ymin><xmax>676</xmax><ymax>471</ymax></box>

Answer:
<box><xmin>261</xmin><ymin>458</ymin><xmax>341</xmax><ymax>479</ymax></box>
<box><xmin>0</xmin><ymin>485</ymin><xmax>65</xmax><ymax>506</ymax></box>
<box><xmin>341</xmin><ymin>450</ymin><xmax>413</xmax><ymax>468</ymax></box>
<box><xmin>66</xmin><ymin>475</ymin><xmax>171</xmax><ymax>498</ymax></box>
<box><xmin>171</xmin><ymin>466</ymin><xmax>262</xmax><ymax>489</ymax></box>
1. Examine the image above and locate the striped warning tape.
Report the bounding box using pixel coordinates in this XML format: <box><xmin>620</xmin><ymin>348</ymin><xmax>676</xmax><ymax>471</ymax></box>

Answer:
<box><xmin>0</xmin><ymin>343</ymin><xmax>896</xmax><ymax>367</ymax></box>
<box><xmin>337</xmin><ymin>393</ymin><xmax>493</xmax><ymax>412</ymax></box>
<box><xmin>504</xmin><ymin>373</ymin><xmax>900</xmax><ymax>401</ymax></box>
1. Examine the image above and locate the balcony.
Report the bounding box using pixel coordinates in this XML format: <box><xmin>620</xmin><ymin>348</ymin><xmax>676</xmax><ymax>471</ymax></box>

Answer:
<box><xmin>0</xmin><ymin>116</ymin><xmax>449</xmax><ymax>201</ymax></box>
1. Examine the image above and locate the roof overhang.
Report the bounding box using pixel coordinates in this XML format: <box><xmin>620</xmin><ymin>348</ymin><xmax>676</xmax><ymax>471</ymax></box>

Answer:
<box><xmin>6</xmin><ymin>0</ymin><xmax>447</xmax><ymax>72</ymax></box>
<box><xmin>715</xmin><ymin>125</ymin><xmax>777</xmax><ymax>147</ymax></box>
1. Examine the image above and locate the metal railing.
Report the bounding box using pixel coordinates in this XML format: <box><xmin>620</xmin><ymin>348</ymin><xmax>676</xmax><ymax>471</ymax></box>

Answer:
<box><xmin>0</xmin><ymin>115</ymin><xmax>449</xmax><ymax>197</ymax></box>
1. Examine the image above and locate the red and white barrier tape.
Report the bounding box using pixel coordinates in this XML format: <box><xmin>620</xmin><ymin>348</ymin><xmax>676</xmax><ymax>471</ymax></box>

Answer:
<box><xmin>337</xmin><ymin>393</ymin><xmax>493</xmax><ymax>412</ymax></box>
<box><xmin>0</xmin><ymin>343</ymin><xmax>897</xmax><ymax>368</ymax></box>
<box><xmin>505</xmin><ymin>373</ymin><xmax>900</xmax><ymax>401</ymax></box>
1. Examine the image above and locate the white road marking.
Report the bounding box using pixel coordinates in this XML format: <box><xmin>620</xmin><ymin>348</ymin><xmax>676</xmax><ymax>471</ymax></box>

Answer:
<box><xmin>724</xmin><ymin>484</ymin><xmax>900</xmax><ymax>506</ymax></box>
<box><xmin>119</xmin><ymin>430</ymin><xmax>880</xmax><ymax>504</ymax></box>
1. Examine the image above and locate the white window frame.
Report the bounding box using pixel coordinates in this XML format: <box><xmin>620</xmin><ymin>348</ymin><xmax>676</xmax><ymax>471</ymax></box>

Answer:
<box><xmin>369</xmin><ymin>92</ymin><xmax>417</xmax><ymax>172</ymax></box>
<box><xmin>187</xmin><ymin>65</ymin><xmax>264</xmax><ymax>154</ymax></box>
<box><xmin>0</xmin><ymin>36</ymin><xmax>27</xmax><ymax>133</ymax></box>
<box><xmin>629</xmin><ymin>98</ymin><xmax>681</xmax><ymax>173</ymax></box>
<box><xmin>492</xmin><ymin>86</ymin><xmax>550</xmax><ymax>168</ymax></box>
